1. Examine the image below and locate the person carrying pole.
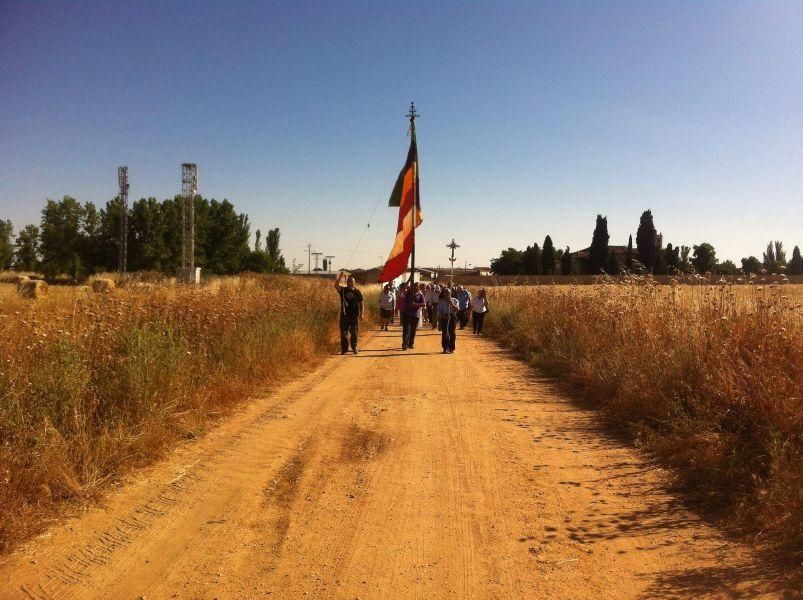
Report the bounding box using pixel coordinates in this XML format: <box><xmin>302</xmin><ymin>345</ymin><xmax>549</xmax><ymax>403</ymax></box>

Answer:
<box><xmin>334</xmin><ymin>273</ymin><xmax>363</xmax><ymax>354</ymax></box>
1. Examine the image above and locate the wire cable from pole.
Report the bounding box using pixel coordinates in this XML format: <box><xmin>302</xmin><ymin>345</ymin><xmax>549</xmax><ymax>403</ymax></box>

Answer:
<box><xmin>344</xmin><ymin>163</ymin><xmax>399</xmax><ymax>270</ymax></box>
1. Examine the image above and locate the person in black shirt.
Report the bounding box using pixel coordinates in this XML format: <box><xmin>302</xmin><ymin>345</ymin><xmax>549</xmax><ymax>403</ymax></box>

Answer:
<box><xmin>335</xmin><ymin>275</ymin><xmax>364</xmax><ymax>354</ymax></box>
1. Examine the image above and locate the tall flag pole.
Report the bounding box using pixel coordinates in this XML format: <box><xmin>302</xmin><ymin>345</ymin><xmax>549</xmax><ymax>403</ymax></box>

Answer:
<box><xmin>378</xmin><ymin>102</ymin><xmax>423</xmax><ymax>283</ymax></box>
<box><xmin>408</xmin><ymin>102</ymin><xmax>419</xmax><ymax>285</ymax></box>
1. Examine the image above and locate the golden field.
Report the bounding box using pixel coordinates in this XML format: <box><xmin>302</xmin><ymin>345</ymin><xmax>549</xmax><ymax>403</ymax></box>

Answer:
<box><xmin>0</xmin><ymin>275</ymin><xmax>339</xmax><ymax>551</ymax></box>
<box><xmin>483</xmin><ymin>279</ymin><xmax>802</xmax><ymax>556</ymax></box>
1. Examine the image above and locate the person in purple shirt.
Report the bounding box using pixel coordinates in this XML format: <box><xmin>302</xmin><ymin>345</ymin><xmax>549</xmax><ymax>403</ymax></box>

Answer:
<box><xmin>401</xmin><ymin>282</ymin><xmax>426</xmax><ymax>350</ymax></box>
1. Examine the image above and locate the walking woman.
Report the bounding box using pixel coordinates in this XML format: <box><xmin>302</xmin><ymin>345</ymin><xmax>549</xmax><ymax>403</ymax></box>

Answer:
<box><xmin>470</xmin><ymin>288</ymin><xmax>489</xmax><ymax>335</ymax></box>
<box><xmin>437</xmin><ymin>287</ymin><xmax>459</xmax><ymax>353</ymax></box>
<box><xmin>379</xmin><ymin>284</ymin><xmax>395</xmax><ymax>331</ymax></box>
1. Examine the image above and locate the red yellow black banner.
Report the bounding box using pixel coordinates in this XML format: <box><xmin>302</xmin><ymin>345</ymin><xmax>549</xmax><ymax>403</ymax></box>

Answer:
<box><xmin>378</xmin><ymin>134</ymin><xmax>423</xmax><ymax>282</ymax></box>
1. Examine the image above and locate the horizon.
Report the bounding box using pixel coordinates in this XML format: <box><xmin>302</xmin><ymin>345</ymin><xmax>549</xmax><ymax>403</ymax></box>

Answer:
<box><xmin>2</xmin><ymin>1</ymin><xmax>801</xmax><ymax>269</ymax></box>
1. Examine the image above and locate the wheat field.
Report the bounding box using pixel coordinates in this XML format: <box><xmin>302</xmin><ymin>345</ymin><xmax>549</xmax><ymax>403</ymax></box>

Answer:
<box><xmin>0</xmin><ymin>275</ymin><xmax>338</xmax><ymax>551</ymax></box>
<box><xmin>483</xmin><ymin>278</ymin><xmax>802</xmax><ymax>555</ymax></box>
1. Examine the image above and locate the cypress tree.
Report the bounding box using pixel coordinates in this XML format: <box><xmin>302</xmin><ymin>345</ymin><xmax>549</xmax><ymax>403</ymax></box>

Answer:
<box><xmin>607</xmin><ymin>249</ymin><xmax>620</xmax><ymax>274</ymax></box>
<box><xmin>654</xmin><ymin>245</ymin><xmax>667</xmax><ymax>274</ymax></box>
<box><xmin>788</xmin><ymin>246</ymin><xmax>803</xmax><ymax>275</ymax></box>
<box><xmin>588</xmin><ymin>215</ymin><xmax>609</xmax><ymax>274</ymax></box>
<box><xmin>0</xmin><ymin>220</ymin><xmax>12</xmax><ymax>270</ymax></box>
<box><xmin>561</xmin><ymin>246</ymin><xmax>572</xmax><ymax>275</ymax></box>
<box><xmin>625</xmin><ymin>234</ymin><xmax>633</xmax><ymax>270</ymax></box>
<box><xmin>541</xmin><ymin>235</ymin><xmax>556</xmax><ymax>274</ymax></box>
<box><xmin>636</xmin><ymin>210</ymin><xmax>657</xmax><ymax>272</ymax></box>
<box><xmin>763</xmin><ymin>242</ymin><xmax>776</xmax><ymax>273</ymax></box>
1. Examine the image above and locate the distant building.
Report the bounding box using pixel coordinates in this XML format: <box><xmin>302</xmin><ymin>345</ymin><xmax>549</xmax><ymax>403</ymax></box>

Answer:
<box><xmin>570</xmin><ymin>245</ymin><xmax>638</xmax><ymax>273</ymax></box>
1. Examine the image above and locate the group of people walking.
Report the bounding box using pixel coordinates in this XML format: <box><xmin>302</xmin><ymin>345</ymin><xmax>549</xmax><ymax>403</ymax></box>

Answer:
<box><xmin>378</xmin><ymin>281</ymin><xmax>489</xmax><ymax>353</ymax></box>
<box><xmin>337</xmin><ymin>275</ymin><xmax>489</xmax><ymax>355</ymax></box>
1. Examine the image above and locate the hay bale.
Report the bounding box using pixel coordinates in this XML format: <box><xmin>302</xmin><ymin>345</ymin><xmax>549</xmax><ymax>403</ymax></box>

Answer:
<box><xmin>17</xmin><ymin>279</ymin><xmax>48</xmax><ymax>299</ymax></box>
<box><xmin>91</xmin><ymin>278</ymin><xmax>116</xmax><ymax>293</ymax></box>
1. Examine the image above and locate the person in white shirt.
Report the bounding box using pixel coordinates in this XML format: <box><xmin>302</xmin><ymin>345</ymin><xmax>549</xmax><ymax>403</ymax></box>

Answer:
<box><xmin>437</xmin><ymin>287</ymin><xmax>460</xmax><ymax>353</ymax></box>
<box><xmin>427</xmin><ymin>284</ymin><xmax>440</xmax><ymax>329</ymax></box>
<box><xmin>470</xmin><ymin>288</ymin><xmax>489</xmax><ymax>335</ymax></box>
<box><xmin>455</xmin><ymin>286</ymin><xmax>472</xmax><ymax>329</ymax></box>
<box><xmin>379</xmin><ymin>284</ymin><xmax>395</xmax><ymax>331</ymax></box>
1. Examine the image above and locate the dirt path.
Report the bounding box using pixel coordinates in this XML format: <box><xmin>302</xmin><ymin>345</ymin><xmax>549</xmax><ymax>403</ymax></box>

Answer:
<box><xmin>0</xmin><ymin>324</ymin><xmax>790</xmax><ymax>599</ymax></box>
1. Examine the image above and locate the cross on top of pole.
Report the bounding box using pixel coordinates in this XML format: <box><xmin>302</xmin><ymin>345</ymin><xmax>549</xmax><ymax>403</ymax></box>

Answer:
<box><xmin>406</xmin><ymin>102</ymin><xmax>419</xmax><ymax>124</ymax></box>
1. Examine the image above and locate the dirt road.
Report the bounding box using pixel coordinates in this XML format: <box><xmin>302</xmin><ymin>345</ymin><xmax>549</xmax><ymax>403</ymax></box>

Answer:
<box><xmin>1</xmin><ymin>325</ymin><xmax>789</xmax><ymax>599</ymax></box>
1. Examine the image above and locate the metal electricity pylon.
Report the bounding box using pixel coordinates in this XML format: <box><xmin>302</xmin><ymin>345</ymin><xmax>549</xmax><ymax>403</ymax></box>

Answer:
<box><xmin>117</xmin><ymin>166</ymin><xmax>129</xmax><ymax>273</ymax></box>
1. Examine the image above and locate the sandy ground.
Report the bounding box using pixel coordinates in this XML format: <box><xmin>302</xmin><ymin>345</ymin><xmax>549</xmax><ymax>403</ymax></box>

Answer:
<box><xmin>0</xmin><ymin>323</ymin><xmax>792</xmax><ymax>599</ymax></box>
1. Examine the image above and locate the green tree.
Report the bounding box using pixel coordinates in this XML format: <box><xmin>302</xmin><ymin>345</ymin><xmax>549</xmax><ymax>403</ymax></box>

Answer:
<box><xmin>242</xmin><ymin>249</ymin><xmax>272</xmax><ymax>273</ymax></box>
<box><xmin>0</xmin><ymin>219</ymin><xmax>13</xmax><ymax>269</ymax></box>
<box><xmin>80</xmin><ymin>202</ymin><xmax>103</xmax><ymax>273</ymax></box>
<box><xmin>774</xmin><ymin>241</ymin><xmax>786</xmax><ymax>266</ymax></box>
<box><xmin>541</xmin><ymin>235</ymin><xmax>556</xmax><ymax>274</ymax></box>
<box><xmin>787</xmin><ymin>246</ymin><xmax>802</xmax><ymax>275</ymax></box>
<box><xmin>490</xmin><ymin>248</ymin><xmax>524</xmax><ymax>275</ymax></box>
<box><xmin>664</xmin><ymin>243</ymin><xmax>680</xmax><ymax>273</ymax></box>
<box><xmin>14</xmin><ymin>224</ymin><xmax>40</xmax><ymax>271</ymax></box>
<box><xmin>606</xmin><ymin>249</ymin><xmax>620</xmax><ymax>274</ymax></box>
<box><xmin>762</xmin><ymin>242</ymin><xmax>776</xmax><ymax>273</ymax></box>
<box><xmin>653</xmin><ymin>245</ymin><xmax>667</xmax><ymax>274</ymax></box>
<box><xmin>692</xmin><ymin>243</ymin><xmax>716</xmax><ymax>274</ymax></box>
<box><xmin>679</xmin><ymin>246</ymin><xmax>692</xmax><ymax>273</ymax></box>
<box><xmin>128</xmin><ymin>198</ymin><xmax>170</xmax><ymax>271</ymax></box>
<box><xmin>716</xmin><ymin>260</ymin><xmax>738</xmax><ymax>275</ymax></box>
<box><xmin>762</xmin><ymin>241</ymin><xmax>786</xmax><ymax>274</ymax></box>
<box><xmin>636</xmin><ymin>209</ymin><xmax>657</xmax><ymax>272</ymax></box>
<box><xmin>560</xmin><ymin>246</ymin><xmax>572</xmax><ymax>275</ymax></box>
<box><xmin>201</xmin><ymin>199</ymin><xmax>251</xmax><ymax>274</ymax></box>
<box><xmin>97</xmin><ymin>198</ymin><xmax>125</xmax><ymax>271</ymax></box>
<box><xmin>265</xmin><ymin>227</ymin><xmax>287</xmax><ymax>272</ymax></box>
<box><xmin>741</xmin><ymin>256</ymin><xmax>761</xmax><ymax>274</ymax></box>
<box><xmin>160</xmin><ymin>197</ymin><xmax>184</xmax><ymax>273</ymax></box>
<box><xmin>587</xmin><ymin>214</ymin><xmax>609</xmax><ymax>274</ymax></box>
<box><xmin>40</xmin><ymin>197</ymin><xmax>85</xmax><ymax>279</ymax></box>
<box><xmin>254</xmin><ymin>229</ymin><xmax>262</xmax><ymax>252</ymax></box>
<box><xmin>521</xmin><ymin>243</ymin><xmax>541</xmax><ymax>275</ymax></box>
<box><xmin>625</xmin><ymin>234</ymin><xmax>633</xmax><ymax>270</ymax></box>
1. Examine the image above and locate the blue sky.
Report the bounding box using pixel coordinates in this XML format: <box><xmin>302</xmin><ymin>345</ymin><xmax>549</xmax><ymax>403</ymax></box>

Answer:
<box><xmin>1</xmin><ymin>1</ymin><xmax>801</xmax><ymax>269</ymax></box>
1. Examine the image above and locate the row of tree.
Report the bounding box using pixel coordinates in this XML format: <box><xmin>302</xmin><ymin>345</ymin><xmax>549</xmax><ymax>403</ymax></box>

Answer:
<box><xmin>490</xmin><ymin>235</ymin><xmax>570</xmax><ymax>276</ymax></box>
<box><xmin>490</xmin><ymin>210</ymin><xmax>803</xmax><ymax>276</ymax></box>
<box><xmin>0</xmin><ymin>196</ymin><xmax>287</xmax><ymax>278</ymax></box>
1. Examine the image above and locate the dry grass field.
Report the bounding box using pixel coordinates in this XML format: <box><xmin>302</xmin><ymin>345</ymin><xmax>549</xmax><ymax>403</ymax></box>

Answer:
<box><xmin>0</xmin><ymin>274</ymin><xmax>339</xmax><ymax>551</ymax></box>
<box><xmin>483</xmin><ymin>278</ymin><xmax>803</xmax><ymax>556</ymax></box>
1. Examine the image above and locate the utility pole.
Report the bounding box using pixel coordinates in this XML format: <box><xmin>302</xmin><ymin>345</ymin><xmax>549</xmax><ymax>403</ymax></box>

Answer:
<box><xmin>325</xmin><ymin>255</ymin><xmax>335</xmax><ymax>274</ymax></box>
<box><xmin>307</xmin><ymin>244</ymin><xmax>313</xmax><ymax>274</ymax></box>
<box><xmin>447</xmin><ymin>238</ymin><xmax>460</xmax><ymax>286</ymax></box>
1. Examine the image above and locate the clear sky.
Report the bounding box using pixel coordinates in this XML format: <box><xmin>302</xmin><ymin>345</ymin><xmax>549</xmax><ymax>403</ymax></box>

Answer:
<box><xmin>2</xmin><ymin>1</ymin><xmax>801</xmax><ymax>270</ymax></box>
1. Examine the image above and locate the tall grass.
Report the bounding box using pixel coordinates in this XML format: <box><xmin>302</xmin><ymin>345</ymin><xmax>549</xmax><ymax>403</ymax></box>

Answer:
<box><xmin>0</xmin><ymin>275</ymin><xmax>337</xmax><ymax>551</ymax></box>
<box><xmin>485</xmin><ymin>278</ymin><xmax>802</xmax><ymax>556</ymax></box>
